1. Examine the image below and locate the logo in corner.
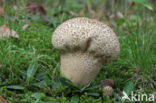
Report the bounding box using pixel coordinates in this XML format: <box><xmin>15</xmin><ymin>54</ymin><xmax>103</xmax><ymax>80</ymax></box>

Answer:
<box><xmin>121</xmin><ymin>91</ymin><xmax>130</xmax><ymax>101</ymax></box>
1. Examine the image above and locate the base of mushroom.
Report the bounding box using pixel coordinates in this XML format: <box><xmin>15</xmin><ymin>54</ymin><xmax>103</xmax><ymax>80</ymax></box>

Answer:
<box><xmin>60</xmin><ymin>52</ymin><xmax>103</xmax><ymax>86</ymax></box>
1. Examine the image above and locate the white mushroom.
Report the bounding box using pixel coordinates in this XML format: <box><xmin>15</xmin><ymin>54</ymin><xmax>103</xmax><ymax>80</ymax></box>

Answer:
<box><xmin>52</xmin><ymin>17</ymin><xmax>120</xmax><ymax>86</ymax></box>
<box><xmin>103</xmin><ymin>86</ymin><xmax>113</xmax><ymax>96</ymax></box>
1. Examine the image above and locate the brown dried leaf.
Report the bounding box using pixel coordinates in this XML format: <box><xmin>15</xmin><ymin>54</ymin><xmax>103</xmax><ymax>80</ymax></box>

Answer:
<box><xmin>130</xmin><ymin>2</ymin><xmax>138</xmax><ymax>8</ymax></box>
<box><xmin>0</xmin><ymin>24</ymin><xmax>19</xmax><ymax>38</ymax></box>
<box><xmin>0</xmin><ymin>8</ymin><xmax>5</xmax><ymax>16</ymax></box>
<box><xmin>27</xmin><ymin>1</ymin><xmax>46</xmax><ymax>15</ymax></box>
<box><xmin>101</xmin><ymin>20</ymin><xmax>111</xmax><ymax>26</ymax></box>
<box><xmin>0</xmin><ymin>0</ymin><xmax>3</xmax><ymax>6</ymax></box>
<box><xmin>0</xmin><ymin>96</ymin><xmax>8</xmax><ymax>103</ymax></box>
<box><xmin>79</xmin><ymin>9</ymin><xmax>85</xmax><ymax>16</ymax></box>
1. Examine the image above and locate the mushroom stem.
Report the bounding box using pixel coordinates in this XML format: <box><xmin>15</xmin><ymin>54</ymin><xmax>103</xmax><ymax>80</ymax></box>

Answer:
<box><xmin>60</xmin><ymin>52</ymin><xmax>103</xmax><ymax>86</ymax></box>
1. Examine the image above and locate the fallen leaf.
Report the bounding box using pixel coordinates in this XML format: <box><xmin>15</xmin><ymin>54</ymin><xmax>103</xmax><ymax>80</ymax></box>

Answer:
<box><xmin>130</xmin><ymin>1</ymin><xmax>138</xmax><ymax>8</ymax></box>
<box><xmin>0</xmin><ymin>24</ymin><xmax>19</xmax><ymax>38</ymax></box>
<box><xmin>0</xmin><ymin>96</ymin><xmax>8</xmax><ymax>103</ymax></box>
<box><xmin>79</xmin><ymin>9</ymin><xmax>85</xmax><ymax>16</ymax></box>
<box><xmin>22</xmin><ymin>24</ymin><xmax>29</xmax><ymax>30</ymax></box>
<box><xmin>0</xmin><ymin>0</ymin><xmax>3</xmax><ymax>6</ymax></box>
<box><xmin>27</xmin><ymin>1</ymin><xmax>46</xmax><ymax>15</ymax></box>
<box><xmin>0</xmin><ymin>8</ymin><xmax>5</xmax><ymax>16</ymax></box>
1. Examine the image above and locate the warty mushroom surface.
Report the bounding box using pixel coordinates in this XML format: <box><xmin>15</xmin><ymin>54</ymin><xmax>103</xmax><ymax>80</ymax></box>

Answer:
<box><xmin>52</xmin><ymin>17</ymin><xmax>120</xmax><ymax>86</ymax></box>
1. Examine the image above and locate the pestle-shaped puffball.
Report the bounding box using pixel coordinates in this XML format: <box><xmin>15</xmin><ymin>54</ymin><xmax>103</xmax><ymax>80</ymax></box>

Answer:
<box><xmin>52</xmin><ymin>17</ymin><xmax>120</xmax><ymax>86</ymax></box>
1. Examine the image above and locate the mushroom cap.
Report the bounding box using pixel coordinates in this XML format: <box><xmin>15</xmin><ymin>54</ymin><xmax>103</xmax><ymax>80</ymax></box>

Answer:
<box><xmin>52</xmin><ymin>17</ymin><xmax>120</xmax><ymax>63</ymax></box>
<box><xmin>100</xmin><ymin>79</ymin><xmax>115</xmax><ymax>88</ymax></box>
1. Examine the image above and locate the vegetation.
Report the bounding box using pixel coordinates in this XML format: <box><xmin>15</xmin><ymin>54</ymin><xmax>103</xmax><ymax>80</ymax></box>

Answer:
<box><xmin>0</xmin><ymin>0</ymin><xmax>155</xmax><ymax>103</ymax></box>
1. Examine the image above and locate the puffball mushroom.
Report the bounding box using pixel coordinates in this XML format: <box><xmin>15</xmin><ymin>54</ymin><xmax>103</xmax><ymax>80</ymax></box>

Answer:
<box><xmin>52</xmin><ymin>17</ymin><xmax>120</xmax><ymax>86</ymax></box>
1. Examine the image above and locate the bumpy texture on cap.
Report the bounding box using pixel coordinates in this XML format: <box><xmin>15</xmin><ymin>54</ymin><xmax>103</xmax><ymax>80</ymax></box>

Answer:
<box><xmin>52</xmin><ymin>17</ymin><xmax>120</xmax><ymax>86</ymax></box>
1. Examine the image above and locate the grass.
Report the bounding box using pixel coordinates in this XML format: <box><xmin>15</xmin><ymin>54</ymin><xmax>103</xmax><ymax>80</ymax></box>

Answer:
<box><xmin>0</xmin><ymin>0</ymin><xmax>156</xmax><ymax>103</ymax></box>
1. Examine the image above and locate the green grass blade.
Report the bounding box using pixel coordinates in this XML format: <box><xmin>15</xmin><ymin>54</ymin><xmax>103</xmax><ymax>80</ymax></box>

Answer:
<box><xmin>26</xmin><ymin>61</ymin><xmax>38</xmax><ymax>85</ymax></box>
<box><xmin>70</xmin><ymin>95</ymin><xmax>79</xmax><ymax>103</ymax></box>
<box><xmin>6</xmin><ymin>85</ymin><xmax>25</xmax><ymax>90</ymax></box>
<box><xmin>123</xmin><ymin>81</ymin><xmax>134</xmax><ymax>96</ymax></box>
<box><xmin>130</xmin><ymin>0</ymin><xmax>154</xmax><ymax>11</ymax></box>
<box><xmin>87</xmin><ymin>92</ymin><xmax>100</xmax><ymax>97</ymax></box>
<box><xmin>59</xmin><ymin>77</ymin><xmax>79</xmax><ymax>89</ymax></box>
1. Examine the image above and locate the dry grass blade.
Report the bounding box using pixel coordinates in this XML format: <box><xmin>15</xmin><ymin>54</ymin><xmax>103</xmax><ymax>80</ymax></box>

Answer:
<box><xmin>0</xmin><ymin>96</ymin><xmax>8</xmax><ymax>103</ymax></box>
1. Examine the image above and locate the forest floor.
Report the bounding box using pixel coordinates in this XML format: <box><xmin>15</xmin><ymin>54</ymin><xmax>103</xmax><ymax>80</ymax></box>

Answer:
<box><xmin>0</xmin><ymin>0</ymin><xmax>156</xmax><ymax>103</ymax></box>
